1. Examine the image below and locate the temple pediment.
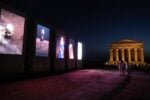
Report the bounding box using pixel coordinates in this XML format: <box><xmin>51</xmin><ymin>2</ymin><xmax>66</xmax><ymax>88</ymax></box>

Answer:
<box><xmin>113</xmin><ymin>39</ymin><xmax>142</xmax><ymax>44</ymax></box>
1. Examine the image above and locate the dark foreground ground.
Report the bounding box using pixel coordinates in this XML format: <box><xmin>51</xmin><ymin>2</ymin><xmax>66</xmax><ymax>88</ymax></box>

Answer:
<box><xmin>0</xmin><ymin>69</ymin><xmax>150</xmax><ymax>100</ymax></box>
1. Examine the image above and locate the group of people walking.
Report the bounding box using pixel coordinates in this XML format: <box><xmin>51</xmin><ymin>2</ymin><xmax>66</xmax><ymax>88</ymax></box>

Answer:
<box><xmin>117</xmin><ymin>60</ymin><xmax>130</xmax><ymax>76</ymax></box>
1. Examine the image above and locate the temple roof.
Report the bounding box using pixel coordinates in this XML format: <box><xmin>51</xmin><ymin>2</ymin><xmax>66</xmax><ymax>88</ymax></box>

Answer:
<box><xmin>113</xmin><ymin>39</ymin><xmax>142</xmax><ymax>44</ymax></box>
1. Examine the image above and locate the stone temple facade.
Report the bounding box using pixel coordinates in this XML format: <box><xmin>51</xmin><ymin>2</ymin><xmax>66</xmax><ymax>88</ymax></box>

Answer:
<box><xmin>109</xmin><ymin>39</ymin><xmax>145</xmax><ymax>65</ymax></box>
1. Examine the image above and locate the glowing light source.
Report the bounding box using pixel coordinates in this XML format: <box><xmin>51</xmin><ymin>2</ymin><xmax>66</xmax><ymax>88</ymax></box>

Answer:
<box><xmin>77</xmin><ymin>42</ymin><xmax>82</xmax><ymax>60</ymax></box>
<box><xmin>6</xmin><ymin>24</ymin><xmax>14</xmax><ymax>32</ymax></box>
<box><xmin>60</xmin><ymin>37</ymin><xmax>64</xmax><ymax>46</ymax></box>
<box><xmin>69</xmin><ymin>43</ymin><xmax>74</xmax><ymax>59</ymax></box>
<box><xmin>41</xmin><ymin>29</ymin><xmax>45</xmax><ymax>34</ymax></box>
<box><xmin>56</xmin><ymin>36</ymin><xmax>65</xmax><ymax>58</ymax></box>
<box><xmin>5</xmin><ymin>24</ymin><xmax>14</xmax><ymax>37</ymax></box>
<box><xmin>0</xmin><ymin>9</ymin><xmax>25</xmax><ymax>55</ymax></box>
<box><xmin>35</xmin><ymin>24</ymin><xmax>50</xmax><ymax>56</ymax></box>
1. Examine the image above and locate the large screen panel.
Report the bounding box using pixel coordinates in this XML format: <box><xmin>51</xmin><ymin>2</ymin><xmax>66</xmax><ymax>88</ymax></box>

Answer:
<box><xmin>56</xmin><ymin>36</ymin><xmax>65</xmax><ymax>59</ymax></box>
<box><xmin>69</xmin><ymin>39</ymin><xmax>75</xmax><ymax>59</ymax></box>
<box><xmin>0</xmin><ymin>9</ymin><xmax>25</xmax><ymax>55</ymax></box>
<box><xmin>35</xmin><ymin>24</ymin><xmax>50</xmax><ymax>57</ymax></box>
<box><xmin>77</xmin><ymin>42</ymin><xmax>82</xmax><ymax>60</ymax></box>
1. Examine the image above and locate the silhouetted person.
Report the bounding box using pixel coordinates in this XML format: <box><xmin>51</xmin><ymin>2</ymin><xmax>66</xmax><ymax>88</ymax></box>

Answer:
<box><xmin>117</xmin><ymin>61</ymin><xmax>121</xmax><ymax>75</ymax></box>
<box><xmin>125</xmin><ymin>62</ymin><xmax>131</xmax><ymax>76</ymax></box>
<box><xmin>120</xmin><ymin>60</ymin><xmax>125</xmax><ymax>76</ymax></box>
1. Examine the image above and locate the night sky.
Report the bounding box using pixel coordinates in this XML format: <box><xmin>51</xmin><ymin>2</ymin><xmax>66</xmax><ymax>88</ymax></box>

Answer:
<box><xmin>1</xmin><ymin>0</ymin><xmax>150</xmax><ymax>61</ymax></box>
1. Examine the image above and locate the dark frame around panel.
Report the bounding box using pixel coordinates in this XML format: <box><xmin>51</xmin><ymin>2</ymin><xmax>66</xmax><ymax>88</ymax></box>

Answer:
<box><xmin>0</xmin><ymin>4</ymin><xmax>28</xmax><ymax>76</ymax></box>
<box><xmin>32</xmin><ymin>19</ymin><xmax>54</xmax><ymax>73</ymax></box>
<box><xmin>53</xmin><ymin>30</ymin><xmax>67</xmax><ymax>72</ymax></box>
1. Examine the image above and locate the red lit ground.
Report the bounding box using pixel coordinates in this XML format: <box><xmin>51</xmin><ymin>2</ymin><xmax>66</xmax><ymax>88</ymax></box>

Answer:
<box><xmin>0</xmin><ymin>69</ymin><xmax>150</xmax><ymax>100</ymax></box>
<box><xmin>113</xmin><ymin>72</ymin><xmax>150</xmax><ymax>100</ymax></box>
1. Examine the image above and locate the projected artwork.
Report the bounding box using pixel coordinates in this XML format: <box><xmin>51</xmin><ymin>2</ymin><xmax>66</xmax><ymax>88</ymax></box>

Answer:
<box><xmin>77</xmin><ymin>42</ymin><xmax>82</xmax><ymax>60</ymax></box>
<box><xmin>0</xmin><ymin>9</ymin><xmax>25</xmax><ymax>55</ymax></box>
<box><xmin>56</xmin><ymin>36</ymin><xmax>65</xmax><ymax>58</ymax></box>
<box><xmin>69</xmin><ymin>39</ymin><xmax>74</xmax><ymax>59</ymax></box>
<box><xmin>35</xmin><ymin>24</ymin><xmax>50</xmax><ymax>56</ymax></box>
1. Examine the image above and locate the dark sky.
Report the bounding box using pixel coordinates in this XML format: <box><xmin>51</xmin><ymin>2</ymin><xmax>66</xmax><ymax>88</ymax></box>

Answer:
<box><xmin>1</xmin><ymin>0</ymin><xmax>150</xmax><ymax>61</ymax></box>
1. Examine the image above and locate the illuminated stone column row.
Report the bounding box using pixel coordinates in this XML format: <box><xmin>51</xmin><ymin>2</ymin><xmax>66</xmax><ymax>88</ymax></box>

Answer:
<box><xmin>109</xmin><ymin>48</ymin><xmax>144</xmax><ymax>64</ymax></box>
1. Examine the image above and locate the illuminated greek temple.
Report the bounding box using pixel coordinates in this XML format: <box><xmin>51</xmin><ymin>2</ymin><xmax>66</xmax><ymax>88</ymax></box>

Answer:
<box><xmin>109</xmin><ymin>39</ymin><xmax>145</xmax><ymax>65</ymax></box>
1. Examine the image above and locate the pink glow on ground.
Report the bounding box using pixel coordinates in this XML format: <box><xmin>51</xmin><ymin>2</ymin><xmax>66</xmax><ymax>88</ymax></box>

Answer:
<box><xmin>0</xmin><ymin>69</ymin><xmax>142</xmax><ymax>100</ymax></box>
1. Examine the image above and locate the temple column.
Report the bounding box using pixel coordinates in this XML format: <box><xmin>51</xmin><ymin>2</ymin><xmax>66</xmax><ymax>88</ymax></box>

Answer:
<box><xmin>127</xmin><ymin>48</ymin><xmax>131</xmax><ymax>63</ymax></box>
<box><xmin>109</xmin><ymin>49</ymin><xmax>113</xmax><ymax>62</ymax></box>
<box><xmin>134</xmin><ymin>48</ymin><xmax>138</xmax><ymax>62</ymax></box>
<box><xmin>115</xmin><ymin>49</ymin><xmax>119</xmax><ymax>61</ymax></box>
<box><xmin>140</xmin><ymin>48</ymin><xmax>144</xmax><ymax>63</ymax></box>
<box><xmin>121</xmin><ymin>49</ymin><xmax>125</xmax><ymax>61</ymax></box>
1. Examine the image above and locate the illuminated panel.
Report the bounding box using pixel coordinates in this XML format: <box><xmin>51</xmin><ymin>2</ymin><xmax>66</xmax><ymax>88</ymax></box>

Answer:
<box><xmin>77</xmin><ymin>42</ymin><xmax>82</xmax><ymax>60</ymax></box>
<box><xmin>69</xmin><ymin>39</ymin><xmax>74</xmax><ymax>59</ymax></box>
<box><xmin>69</xmin><ymin>44</ymin><xmax>74</xmax><ymax>59</ymax></box>
<box><xmin>56</xmin><ymin>36</ymin><xmax>65</xmax><ymax>59</ymax></box>
<box><xmin>0</xmin><ymin>9</ymin><xmax>25</xmax><ymax>55</ymax></box>
<box><xmin>35</xmin><ymin>24</ymin><xmax>50</xmax><ymax>56</ymax></box>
